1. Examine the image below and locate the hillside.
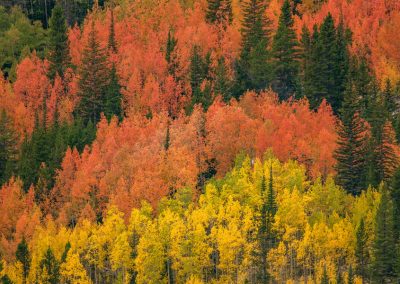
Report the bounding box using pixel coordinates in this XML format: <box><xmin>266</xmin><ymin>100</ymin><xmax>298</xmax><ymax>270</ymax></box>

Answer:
<box><xmin>0</xmin><ymin>0</ymin><xmax>400</xmax><ymax>283</ymax></box>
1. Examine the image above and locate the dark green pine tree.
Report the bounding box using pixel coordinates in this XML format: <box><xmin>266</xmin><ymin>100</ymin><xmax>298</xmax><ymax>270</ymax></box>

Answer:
<box><xmin>321</xmin><ymin>266</ymin><xmax>329</xmax><ymax>284</ymax></box>
<box><xmin>336</xmin><ymin>269</ymin><xmax>344</xmax><ymax>284</ymax></box>
<box><xmin>61</xmin><ymin>241</ymin><xmax>71</xmax><ymax>263</ymax></box>
<box><xmin>347</xmin><ymin>265</ymin><xmax>354</xmax><ymax>284</ymax></box>
<box><xmin>302</xmin><ymin>14</ymin><xmax>351</xmax><ymax>112</ymax></box>
<box><xmin>164</xmin><ymin>123</ymin><xmax>170</xmax><ymax>151</ymax></box>
<box><xmin>391</xmin><ymin>168</ymin><xmax>400</xmax><ymax>244</ymax></box>
<box><xmin>355</xmin><ymin>218</ymin><xmax>369</xmax><ymax>283</ymax></box>
<box><xmin>316</xmin><ymin>13</ymin><xmax>338</xmax><ymax>110</ymax></box>
<box><xmin>312</xmin><ymin>14</ymin><xmax>336</xmax><ymax>109</ymax></box>
<box><xmin>75</xmin><ymin>21</ymin><xmax>110</xmax><ymax>124</ymax></box>
<box><xmin>334</xmin><ymin>17</ymin><xmax>351</xmax><ymax>110</ymax></box>
<box><xmin>40</xmin><ymin>247</ymin><xmax>60</xmax><ymax>284</ymax></box>
<box><xmin>0</xmin><ymin>110</ymin><xmax>18</xmax><ymax>185</ymax></box>
<box><xmin>189</xmin><ymin>46</ymin><xmax>212</xmax><ymax>111</ymax></box>
<box><xmin>16</xmin><ymin>237</ymin><xmax>31</xmax><ymax>284</ymax></box>
<box><xmin>234</xmin><ymin>0</ymin><xmax>271</xmax><ymax>98</ymax></box>
<box><xmin>302</xmin><ymin>24</ymin><xmax>323</xmax><ymax>108</ymax></box>
<box><xmin>334</xmin><ymin>85</ymin><xmax>368</xmax><ymax>195</ymax></box>
<box><xmin>165</xmin><ymin>29</ymin><xmax>180</xmax><ymax>79</ymax></box>
<box><xmin>372</xmin><ymin>187</ymin><xmax>398</xmax><ymax>282</ymax></box>
<box><xmin>257</xmin><ymin>165</ymin><xmax>277</xmax><ymax>283</ymax></box>
<box><xmin>214</xmin><ymin>56</ymin><xmax>232</xmax><ymax>102</ymax></box>
<box><xmin>271</xmin><ymin>0</ymin><xmax>300</xmax><ymax>101</ymax></box>
<box><xmin>108</xmin><ymin>9</ymin><xmax>117</xmax><ymax>53</ymax></box>
<box><xmin>349</xmin><ymin>57</ymin><xmax>374</xmax><ymax>116</ymax></box>
<box><xmin>299</xmin><ymin>25</ymin><xmax>311</xmax><ymax>98</ymax></box>
<box><xmin>206</xmin><ymin>0</ymin><xmax>232</xmax><ymax>26</ymax></box>
<box><xmin>381</xmin><ymin>79</ymin><xmax>397</xmax><ymax>123</ymax></box>
<box><xmin>366</xmin><ymin>81</ymin><xmax>398</xmax><ymax>185</ymax></box>
<box><xmin>47</xmin><ymin>3</ymin><xmax>71</xmax><ymax>81</ymax></box>
<box><xmin>104</xmin><ymin>63</ymin><xmax>123</xmax><ymax>121</ymax></box>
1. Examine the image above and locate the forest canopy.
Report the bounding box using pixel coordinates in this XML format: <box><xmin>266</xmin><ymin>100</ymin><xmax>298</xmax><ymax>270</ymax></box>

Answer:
<box><xmin>1</xmin><ymin>0</ymin><xmax>400</xmax><ymax>283</ymax></box>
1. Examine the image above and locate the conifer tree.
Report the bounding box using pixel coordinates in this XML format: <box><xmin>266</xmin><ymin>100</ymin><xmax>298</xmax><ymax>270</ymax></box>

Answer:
<box><xmin>347</xmin><ymin>265</ymin><xmax>354</xmax><ymax>284</ymax></box>
<box><xmin>302</xmin><ymin>24</ymin><xmax>323</xmax><ymax>109</ymax></box>
<box><xmin>257</xmin><ymin>165</ymin><xmax>277</xmax><ymax>283</ymax></box>
<box><xmin>75</xmin><ymin>21</ymin><xmax>110</xmax><ymax>124</ymax></box>
<box><xmin>391</xmin><ymin>168</ymin><xmax>400</xmax><ymax>244</ymax></box>
<box><xmin>355</xmin><ymin>218</ymin><xmax>369</xmax><ymax>283</ymax></box>
<box><xmin>321</xmin><ymin>266</ymin><xmax>329</xmax><ymax>284</ymax></box>
<box><xmin>334</xmin><ymin>17</ymin><xmax>351</xmax><ymax>108</ymax></box>
<box><xmin>336</xmin><ymin>270</ymin><xmax>344</xmax><ymax>284</ymax></box>
<box><xmin>48</xmin><ymin>3</ymin><xmax>71</xmax><ymax>81</ymax></box>
<box><xmin>61</xmin><ymin>241</ymin><xmax>71</xmax><ymax>263</ymax></box>
<box><xmin>164</xmin><ymin>123</ymin><xmax>170</xmax><ymax>151</ymax></box>
<box><xmin>40</xmin><ymin>247</ymin><xmax>60</xmax><ymax>284</ymax></box>
<box><xmin>104</xmin><ymin>63</ymin><xmax>123</xmax><ymax>121</ymax></box>
<box><xmin>372</xmin><ymin>187</ymin><xmax>398</xmax><ymax>282</ymax></box>
<box><xmin>302</xmin><ymin>14</ymin><xmax>351</xmax><ymax>112</ymax></box>
<box><xmin>206</xmin><ymin>0</ymin><xmax>232</xmax><ymax>26</ymax></box>
<box><xmin>16</xmin><ymin>237</ymin><xmax>30</xmax><ymax>284</ymax></box>
<box><xmin>271</xmin><ymin>0</ymin><xmax>299</xmax><ymax>100</ymax></box>
<box><xmin>189</xmin><ymin>46</ymin><xmax>212</xmax><ymax>111</ymax></box>
<box><xmin>214</xmin><ymin>56</ymin><xmax>232</xmax><ymax>102</ymax></box>
<box><xmin>108</xmin><ymin>9</ymin><xmax>117</xmax><ymax>53</ymax></box>
<box><xmin>374</xmin><ymin>121</ymin><xmax>399</xmax><ymax>184</ymax></box>
<box><xmin>349</xmin><ymin>57</ymin><xmax>374</xmax><ymax>116</ymax></box>
<box><xmin>382</xmin><ymin>79</ymin><xmax>396</xmax><ymax>118</ymax></box>
<box><xmin>317</xmin><ymin>13</ymin><xmax>339</xmax><ymax>110</ymax></box>
<box><xmin>165</xmin><ymin>29</ymin><xmax>179</xmax><ymax>78</ymax></box>
<box><xmin>0</xmin><ymin>110</ymin><xmax>18</xmax><ymax>185</ymax></box>
<box><xmin>234</xmin><ymin>0</ymin><xmax>271</xmax><ymax>97</ymax></box>
<box><xmin>334</xmin><ymin>85</ymin><xmax>368</xmax><ymax>195</ymax></box>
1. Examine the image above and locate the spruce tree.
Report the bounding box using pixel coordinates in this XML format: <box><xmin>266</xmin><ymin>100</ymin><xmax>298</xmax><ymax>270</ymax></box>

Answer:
<box><xmin>391</xmin><ymin>168</ymin><xmax>400</xmax><ymax>244</ymax></box>
<box><xmin>299</xmin><ymin>25</ymin><xmax>311</xmax><ymax>98</ymax></box>
<box><xmin>40</xmin><ymin>247</ymin><xmax>60</xmax><ymax>284</ymax></box>
<box><xmin>355</xmin><ymin>218</ymin><xmax>369</xmax><ymax>283</ymax></box>
<box><xmin>16</xmin><ymin>237</ymin><xmax>30</xmax><ymax>284</ymax></box>
<box><xmin>321</xmin><ymin>266</ymin><xmax>329</xmax><ymax>284</ymax></box>
<box><xmin>334</xmin><ymin>17</ymin><xmax>351</xmax><ymax>110</ymax></box>
<box><xmin>48</xmin><ymin>3</ymin><xmax>71</xmax><ymax>80</ymax></box>
<box><xmin>165</xmin><ymin>29</ymin><xmax>180</xmax><ymax>78</ymax></box>
<box><xmin>302</xmin><ymin>14</ymin><xmax>351</xmax><ymax>112</ymax></box>
<box><xmin>104</xmin><ymin>63</ymin><xmax>123</xmax><ymax>121</ymax></box>
<box><xmin>61</xmin><ymin>241</ymin><xmax>71</xmax><ymax>263</ymax></box>
<box><xmin>317</xmin><ymin>13</ymin><xmax>339</xmax><ymax>110</ymax></box>
<box><xmin>164</xmin><ymin>123</ymin><xmax>170</xmax><ymax>151</ymax></box>
<box><xmin>189</xmin><ymin>46</ymin><xmax>212</xmax><ymax>111</ymax></box>
<box><xmin>334</xmin><ymin>85</ymin><xmax>368</xmax><ymax>195</ymax></box>
<box><xmin>336</xmin><ymin>270</ymin><xmax>344</xmax><ymax>284</ymax></box>
<box><xmin>302</xmin><ymin>24</ymin><xmax>323</xmax><ymax>109</ymax></box>
<box><xmin>374</xmin><ymin>121</ymin><xmax>399</xmax><ymax>184</ymax></box>
<box><xmin>214</xmin><ymin>56</ymin><xmax>232</xmax><ymax>102</ymax></box>
<box><xmin>75</xmin><ymin>21</ymin><xmax>110</xmax><ymax>124</ymax></box>
<box><xmin>0</xmin><ymin>110</ymin><xmax>18</xmax><ymax>185</ymax></box>
<box><xmin>234</xmin><ymin>0</ymin><xmax>271</xmax><ymax>97</ymax></box>
<box><xmin>349</xmin><ymin>57</ymin><xmax>374</xmax><ymax>116</ymax></box>
<box><xmin>108</xmin><ymin>9</ymin><xmax>117</xmax><ymax>53</ymax></box>
<box><xmin>257</xmin><ymin>165</ymin><xmax>277</xmax><ymax>283</ymax></box>
<box><xmin>206</xmin><ymin>0</ymin><xmax>232</xmax><ymax>26</ymax></box>
<box><xmin>347</xmin><ymin>265</ymin><xmax>354</xmax><ymax>284</ymax></box>
<box><xmin>382</xmin><ymin>79</ymin><xmax>396</xmax><ymax>119</ymax></box>
<box><xmin>372</xmin><ymin>187</ymin><xmax>398</xmax><ymax>282</ymax></box>
<box><xmin>366</xmin><ymin>83</ymin><xmax>399</xmax><ymax>185</ymax></box>
<box><xmin>271</xmin><ymin>0</ymin><xmax>299</xmax><ymax>101</ymax></box>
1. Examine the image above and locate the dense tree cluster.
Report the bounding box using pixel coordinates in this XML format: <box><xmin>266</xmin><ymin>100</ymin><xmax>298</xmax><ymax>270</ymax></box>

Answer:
<box><xmin>0</xmin><ymin>0</ymin><xmax>400</xmax><ymax>282</ymax></box>
<box><xmin>0</xmin><ymin>157</ymin><xmax>398</xmax><ymax>283</ymax></box>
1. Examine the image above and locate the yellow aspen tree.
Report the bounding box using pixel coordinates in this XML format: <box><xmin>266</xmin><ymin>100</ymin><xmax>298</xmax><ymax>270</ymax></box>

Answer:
<box><xmin>60</xmin><ymin>251</ymin><xmax>92</xmax><ymax>284</ymax></box>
